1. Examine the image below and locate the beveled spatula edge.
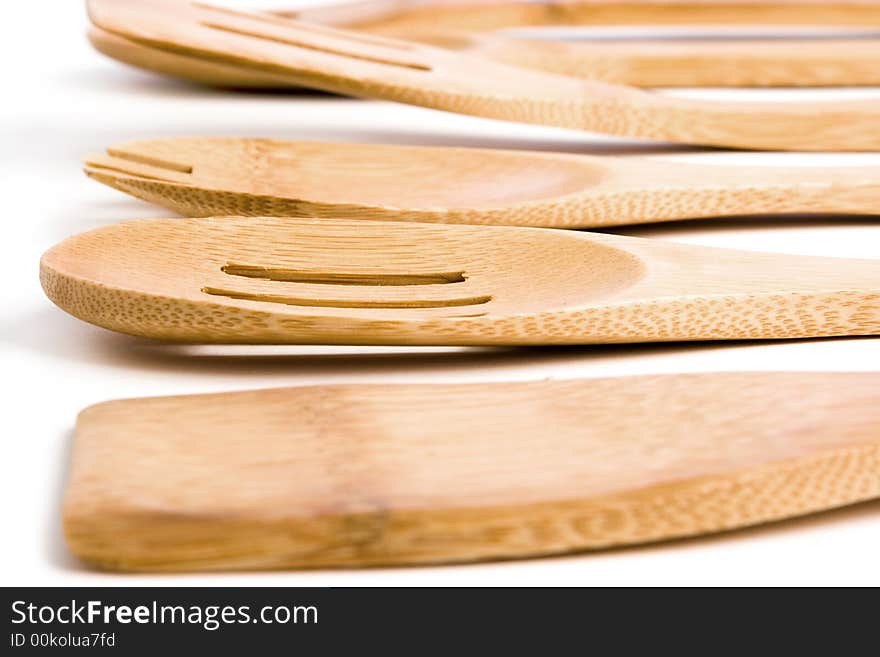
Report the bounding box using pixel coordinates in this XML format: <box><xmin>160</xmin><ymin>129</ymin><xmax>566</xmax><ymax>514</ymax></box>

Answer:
<box><xmin>65</xmin><ymin>444</ymin><xmax>880</xmax><ymax>572</ymax></box>
<box><xmin>63</xmin><ymin>373</ymin><xmax>880</xmax><ymax>571</ymax></box>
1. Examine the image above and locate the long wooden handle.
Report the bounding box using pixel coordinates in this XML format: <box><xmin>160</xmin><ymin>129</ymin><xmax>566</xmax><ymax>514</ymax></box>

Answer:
<box><xmin>86</xmin><ymin>0</ymin><xmax>880</xmax><ymax>150</ymax></box>
<box><xmin>553</xmin><ymin>231</ymin><xmax>880</xmax><ymax>344</ymax></box>
<box><xmin>437</xmin><ymin>55</ymin><xmax>880</xmax><ymax>150</ymax></box>
<box><xmin>476</xmin><ymin>38</ymin><xmax>880</xmax><ymax>87</ymax></box>
<box><xmin>583</xmin><ymin>158</ymin><xmax>880</xmax><ymax>224</ymax></box>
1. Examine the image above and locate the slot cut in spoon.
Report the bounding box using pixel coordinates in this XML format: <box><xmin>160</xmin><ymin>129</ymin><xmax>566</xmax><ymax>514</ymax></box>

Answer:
<box><xmin>65</xmin><ymin>372</ymin><xmax>880</xmax><ymax>571</ymax></box>
<box><xmin>85</xmin><ymin>138</ymin><xmax>880</xmax><ymax>228</ymax></box>
<box><xmin>40</xmin><ymin>216</ymin><xmax>880</xmax><ymax>345</ymax></box>
<box><xmin>87</xmin><ymin>0</ymin><xmax>880</xmax><ymax>150</ymax></box>
<box><xmin>88</xmin><ymin>25</ymin><xmax>880</xmax><ymax>88</ymax></box>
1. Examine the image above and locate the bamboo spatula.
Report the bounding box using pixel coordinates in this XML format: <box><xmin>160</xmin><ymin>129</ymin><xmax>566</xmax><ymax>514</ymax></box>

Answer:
<box><xmin>40</xmin><ymin>216</ymin><xmax>880</xmax><ymax>345</ymax></box>
<box><xmin>65</xmin><ymin>372</ymin><xmax>880</xmax><ymax>571</ymax></box>
<box><xmin>85</xmin><ymin>138</ymin><xmax>880</xmax><ymax>228</ymax></box>
<box><xmin>87</xmin><ymin>0</ymin><xmax>880</xmax><ymax>150</ymax></box>
<box><xmin>88</xmin><ymin>24</ymin><xmax>880</xmax><ymax>88</ymax></box>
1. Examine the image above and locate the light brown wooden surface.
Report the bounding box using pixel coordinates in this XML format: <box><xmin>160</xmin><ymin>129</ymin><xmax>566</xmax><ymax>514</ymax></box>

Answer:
<box><xmin>88</xmin><ymin>27</ymin><xmax>299</xmax><ymax>88</ymax></box>
<box><xmin>472</xmin><ymin>36</ymin><xmax>880</xmax><ymax>88</ymax></box>
<box><xmin>39</xmin><ymin>216</ymin><xmax>880</xmax><ymax>345</ymax></box>
<box><xmin>88</xmin><ymin>25</ymin><xmax>880</xmax><ymax>88</ymax></box>
<box><xmin>85</xmin><ymin>137</ymin><xmax>880</xmax><ymax>228</ymax></box>
<box><xmin>314</xmin><ymin>0</ymin><xmax>880</xmax><ymax>35</ymax></box>
<box><xmin>111</xmin><ymin>0</ymin><xmax>880</xmax><ymax>37</ymax></box>
<box><xmin>86</xmin><ymin>0</ymin><xmax>880</xmax><ymax>151</ymax></box>
<box><xmin>64</xmin><ymin>372</ymin><xmax>880</xmax><ymax>571</ymax></box>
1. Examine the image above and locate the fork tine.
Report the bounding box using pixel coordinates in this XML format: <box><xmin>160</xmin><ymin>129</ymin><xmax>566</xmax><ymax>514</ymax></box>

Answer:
<box><xmin>106</xmin><ymin>145</ymin><xmax>194</xmax><ymax>173</ymax></box>
<box><xmin>84</xmin><ymin>153</ymin><xmax>193</xmax><ymax>183</ymax></box>
<box><xmin>192</xmin><ymin>2</ymin><xmax>433</xmax><ymax>71</ymax></box>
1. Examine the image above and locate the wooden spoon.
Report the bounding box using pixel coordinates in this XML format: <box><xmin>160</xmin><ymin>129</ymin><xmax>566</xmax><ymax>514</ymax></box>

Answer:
<box><xmin>87</xmin><ymin>0</ymin><xmax>880</xmax><ymax>150</ymax></box>
<box><xmin>64</xmin><ymin>372</ymin><xmax>880</xmax><ymax>571</ymax></box>
<box><xmin>39</xmin><ymin>216</ymin><xmax>880</xmax><ymax>345</ymax></box>
<box><xmin>85</xmin><ymin>138</ymin><xmax>880</xmax><ymax>228</ymax></box>
<box><xmin>88</xmin><ymin>25</ymin><xmax>880</xmax><ymax>88</ymax></box>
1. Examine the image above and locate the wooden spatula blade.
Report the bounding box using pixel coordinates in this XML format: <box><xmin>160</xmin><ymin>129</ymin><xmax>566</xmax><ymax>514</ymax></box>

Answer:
<box><xmin>64</xmin><ymin>373</ymin><xmax>880</xmax><ymax>571</ymax></box>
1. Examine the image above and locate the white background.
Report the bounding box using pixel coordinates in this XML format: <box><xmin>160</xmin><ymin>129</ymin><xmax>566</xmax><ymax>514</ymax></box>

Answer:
<box><xmin>2</xmin><ymin>0</ymin><xmax>879</xmax><ymax>586</ymax></box>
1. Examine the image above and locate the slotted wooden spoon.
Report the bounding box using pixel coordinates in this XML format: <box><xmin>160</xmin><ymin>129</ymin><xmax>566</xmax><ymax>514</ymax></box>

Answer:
<box><xmin>40</xmin><ymin>216</ymin><xmax>880</xmax><ymax>345</ymax></box>
<box><xmin>65</xmin><ymin>372</ymin><xmax>880</xmax><ymax>571</ymax></box>
<box><xmin>88</xmin><ymin>24</ymin><xmax>880</xmax><ymax>88</ymax></box>
<box><xmin>85</xmin><ymin>138</ymin><xmax>880</xmax><ymax>228</ymax></box>
<box><xmin>87</xmin><ymin>0</ymin><xmax>880</xmax><ymax>150</ymax></box>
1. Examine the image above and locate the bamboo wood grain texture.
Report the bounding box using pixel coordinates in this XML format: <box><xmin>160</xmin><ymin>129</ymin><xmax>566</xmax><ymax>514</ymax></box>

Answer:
<box><xmin>302</xmin><ymin>0</ymin><xmax>880</xmax><ymax>35</ymax></box>
<box><xmin>87</xmin><ymin>25</ymin><xmax>880</xmax><ymax>88</ymax></box>
<box><xmin>88</xmin><ymin>27</ymin><xmax>297</xmax><ymax>88</ymax></box>
<box><xmin>100</xmin><ymin>0</ymin><xmax>880</xmax><ymax>39</ymax></box>
<box><xmin>470</xmin><ymin>36</ymin><xmax>880</xmax><ymax>88</ymax></box>
<box><xmin>39</xmin><ymin>216</ymin><xmax>880</xmax><ymax>345</ymax></box>
<box><xmin>85</xmin><ymin>137</ymin><xmax>880</xmax><ymax>228</ymax></box>
<box><xmin>64</xmin><ymin>372</ymin><xmax>880</xmax><ymax>571</ymax></box>
<box><xmin>86</xmin><ymin>0</ymin><xmax>880</xmax><ymax>150</ymax></box>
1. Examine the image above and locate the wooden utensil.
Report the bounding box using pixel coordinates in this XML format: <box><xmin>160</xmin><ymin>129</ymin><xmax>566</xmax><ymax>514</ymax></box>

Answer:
<box><xmin>88</xmin><ymin>24</ymin><xmax>880</xmax><ymax>88</ymax></box>
<box><xmin>64</xmin><ymin>372</ymin><xmax>880</xmax><ymax>571</ymax></box>
<box><xmin>88</xmin><ymin>0</ymin><xmax>880</xmax><ymax>89</ymax></box>
<box><xmin>85</xmin><ymin>138</ymin><xmax>880</xmax><ymax>228</ymax></box>
<box><xmin>470</xmin><ymin>35</ymin><xmax>880</xmax><ymax>88</ymax></box>
<box><xmin>39</xmin><ymin>216</ymin><xmax>880</xmax><ymax>345</ymax></box>
<box><xmin>88</xmin><ymin>26</ymin><xmax>297</xmax><ymax>88</ymax></box>
<box><xmin>87</xmin><ymin>0</ymin><xmax>880</xmax><ymax>150</ymax></box>
<box><xmin>90</xmin><ymin>0</ymin><xmax>880</xmax><ymax>41</ymax></box>
<box><xmin>280</xmin><ymin>0</ymin><xmax>880</xmax><ymax>36</ymax></box>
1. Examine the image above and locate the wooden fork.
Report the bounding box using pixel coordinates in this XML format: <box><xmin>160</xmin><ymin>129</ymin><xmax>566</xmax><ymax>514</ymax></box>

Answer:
<box><xmin>39</xmin><ymin>216</ymin><xmax>880</xmax><ymax>345</ymax></box>
<box><xmin>88</xmin><ymin>24</ymin><xmax>880</xmax><ymax>88</ymax></box>
<box><xmin>87</xmin><ymin>0</ymin><xmax>880</xmax><ymax>150</ymax></box>
<box><xmin>85</xmin><ymin>137</ymin><xmax>880</xmax><ymax>228</ymax></box>
<box><xmin>65</xmin><ymin>372</ymin><xmax>880</xmax><ymax>571</ymax></box>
